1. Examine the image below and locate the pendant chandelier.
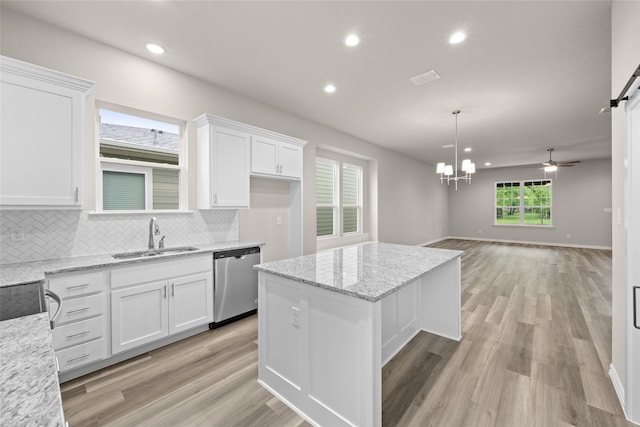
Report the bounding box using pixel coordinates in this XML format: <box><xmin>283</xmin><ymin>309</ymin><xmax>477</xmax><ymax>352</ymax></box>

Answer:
<box><xmin>436</xmin><ymin>110</ymin><xmax>475</xmax><ymax>190</ymax></box>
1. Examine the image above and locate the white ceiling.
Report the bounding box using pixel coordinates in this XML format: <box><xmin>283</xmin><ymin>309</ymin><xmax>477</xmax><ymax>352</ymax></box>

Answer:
<box><xmin>3</xmin><ymin>1</ymin><xmax>613</xmax><ymax>169</ymax></box>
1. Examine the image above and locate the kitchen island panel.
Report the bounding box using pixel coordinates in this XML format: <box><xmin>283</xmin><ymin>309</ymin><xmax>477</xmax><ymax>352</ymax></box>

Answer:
<box><xmin>258</xmin><ymin>273</ymin><xmax>381</xmax><ymax>427</ymax></box>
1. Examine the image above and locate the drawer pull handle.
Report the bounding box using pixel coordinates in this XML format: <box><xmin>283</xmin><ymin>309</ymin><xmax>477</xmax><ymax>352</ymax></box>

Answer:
<box><xmin>66</xmin><ymin>307</ymin><xmax>90</xmax><ymax>314</ymax></box>
<box><xmin>65</xmin><ymin>284</ymin><xmax>90</xmax><ymax>291</ymax></box>
<box><xmin>66</xmin><ymin>330</ymin><xmax>90</xmax><ymax>339</ymax></box>
<box><xmin>66</xmin><ymin>353</ymin><xmax>90</xmax><ymax>364</ymax></box>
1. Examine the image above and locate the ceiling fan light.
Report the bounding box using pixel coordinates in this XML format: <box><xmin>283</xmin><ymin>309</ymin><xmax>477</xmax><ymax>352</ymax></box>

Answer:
<box><xmin>461</xmin><ymin>159</ymin><xmax>471</xmax><ymax>171</ymax></box>
<box><xmin>544</xmin><ymin>165</ymin><xmax>558</xmax><ymax>172</ymax></box>
<box><xmin>436</xmin><ymin>162</ymin><xmax>446</xmax><ymax>174</ymax></box>
<box><xmin>444</xmin><ymin>165</ymin><xmax>453</xmax><ymax>176</ymax></box>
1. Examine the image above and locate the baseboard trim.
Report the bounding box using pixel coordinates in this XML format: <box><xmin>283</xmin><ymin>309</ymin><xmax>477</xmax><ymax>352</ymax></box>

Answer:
<box><xmin>609</xmin><ymin>363</ymin><xmax>639</xmax><ymax>425</ymax></box>
<box><xmin>609</xmin><ymin>363</ymin><xmax>626</xmax><ymax>414</ymax></box>
<box><xmin>445</xmin><ymin>236</ymin><xmax>612</xmax><ymax>251</ymax></box>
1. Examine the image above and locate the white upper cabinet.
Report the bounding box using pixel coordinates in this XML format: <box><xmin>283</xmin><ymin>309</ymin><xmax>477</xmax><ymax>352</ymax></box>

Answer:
<box><xmin>251</xmin><ymin>136</ymin><xmax>303</xmax><ymax>179</ymax></box>
<box><xmin>195</xmin><ymin>114</ymin><xmax>251</xmax><ymax>209</ymax></box>
<box><xmin>0</xmin><ymin>56</ymin><xmax>93</xmax><ymax>207</ymax></box>
<box><xmin>194</xmin><ymin>114</ymin><xmax>306</xmax><ymax>209</ymax></box>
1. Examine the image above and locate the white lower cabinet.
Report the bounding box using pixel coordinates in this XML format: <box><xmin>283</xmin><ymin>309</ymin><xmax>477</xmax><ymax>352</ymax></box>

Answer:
<box><xmin>111</xmin><ymin>280</ymin><xmax>169</xmax><ymax>354</ymax></box>
<box><xmin>47</xmin><ymin>270</ymin><xmax>108</xmax><ymax>373</ymax></box>
<box><xmin>170</xmin><ymin>272</ymin><xmax>213</xmax><ymax>334</ymax></box>
<box><xmin>111</xmin><ymin>255</ymin><xmax>213</xmax><ymax>355</ymax></box>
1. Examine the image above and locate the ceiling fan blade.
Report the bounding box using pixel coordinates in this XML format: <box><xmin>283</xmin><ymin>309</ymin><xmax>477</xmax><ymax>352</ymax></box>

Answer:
<box><xmin>558</xmin><ymin>160</ymin><xmax>581</xmax><ymax>165</ymax></box>
<box><xmin>557</xmin><ymin>164</ymin><xmax>575</xmax><ymax>167</ymax></box>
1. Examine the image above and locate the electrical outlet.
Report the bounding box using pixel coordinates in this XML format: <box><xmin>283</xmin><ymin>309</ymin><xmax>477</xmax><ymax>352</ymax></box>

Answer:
<box><xmin>276</xmin><ymin>216</ymin><xmax>282</xmax><ymax>225</ymax></box>
<box><xmin>10</xmin><ymin>228</ymin><xmax>24</xmax><ymax>242</ymax></box>
<box><xmin>291</xmin><ymin>306</ymin><xmax>300</xmax><ymax>328</ymax></box>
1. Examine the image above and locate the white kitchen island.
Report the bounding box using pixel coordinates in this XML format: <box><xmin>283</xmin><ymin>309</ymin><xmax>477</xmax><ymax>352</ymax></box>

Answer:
<box><xmin>254</xmin><ymin>242</ymin><xmax>463</xmax><ymax>427</ymax></box>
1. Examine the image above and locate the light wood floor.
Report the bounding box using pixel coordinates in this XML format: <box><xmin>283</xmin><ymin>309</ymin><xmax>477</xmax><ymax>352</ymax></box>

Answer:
<box><xmin>61</xmin><ymin>239</ymin><xmax>632</xmax><ymax>426</ymax></box>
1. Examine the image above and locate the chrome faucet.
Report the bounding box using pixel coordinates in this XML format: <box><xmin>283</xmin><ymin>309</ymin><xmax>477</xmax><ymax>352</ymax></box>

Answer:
<box><xmin>148</xmin><ymin>217</ymin><xmax>160</xmax><ymax>250</ymax></box>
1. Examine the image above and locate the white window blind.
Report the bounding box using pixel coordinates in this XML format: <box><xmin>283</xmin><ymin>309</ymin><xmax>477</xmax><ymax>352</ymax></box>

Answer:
<box><xmin>316</xmin><ymin>158</ymin><xmax>337</xmax><ymax>237</ymax></box>
<box><xmin>342</xmin><ymin>163</ymin><xmax>362</xmax><ymax>234</ymax></box>
<box><xmin>103</xmin><ymin>171</ymin><xmax>145</xmax><ymax>210</ymax></box>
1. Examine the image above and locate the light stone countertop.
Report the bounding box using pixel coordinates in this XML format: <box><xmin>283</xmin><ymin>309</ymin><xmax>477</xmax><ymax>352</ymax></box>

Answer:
<box><xmin>0</xmin><ymin>240</ymin><xmax>264</xmax><ymax>288</ymax></box>
<box><xmin>0</xmin><ymin>313</ymin><xmax>64</xmax><ymax>427</ymax></box>
<box><xmin>254</xmin><ymin>242</ymin><xmax>463</xmax><ymax>302</ymax></box>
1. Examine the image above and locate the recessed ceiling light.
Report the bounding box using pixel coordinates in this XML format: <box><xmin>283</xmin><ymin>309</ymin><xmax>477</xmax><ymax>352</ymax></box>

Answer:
<box><xmin>324</xmin><ymin>84</ymin><xmax>336</xmax><ymax>94</ymax></box>
<box><xmin>449</xmin><ymin>32</ymin><xmax>466</xmax><ymax>44</ymax></box>
<box><xmin>464</xmin><ymin>147</ymin><xmax>472</xmax><ymax>152</ymax></box>
<box><xmin>485</xmin><ymin>162</ymin><xmax>491</xmax><ymax>166</ymax></box>
<box><xmin>345</xmin><ymin>34</ymin><xmax>360</xmax><ymax>47</ymax></box>
<box><xmin>146</xmin><ymin>43</ymin><xmax>165</xmax><ymax>54</ymax></box>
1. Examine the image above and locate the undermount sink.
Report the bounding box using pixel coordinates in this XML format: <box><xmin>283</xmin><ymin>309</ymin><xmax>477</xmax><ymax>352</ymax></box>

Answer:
<box><xmin>112</xmin><ymin>246</ymin><xmax>199</xmax><ymax>260</ymax></box>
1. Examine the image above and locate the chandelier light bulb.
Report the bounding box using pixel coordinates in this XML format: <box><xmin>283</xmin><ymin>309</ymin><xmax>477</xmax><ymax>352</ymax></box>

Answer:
<box><xmin>436</xmin><ymin>163</ymin><xmax>446</xmax><ymax>174</ymax></box>
<box><xmin>461</xmin><ymin>159</ymin><xmax>471</xmax><ymax>171</ymax></box>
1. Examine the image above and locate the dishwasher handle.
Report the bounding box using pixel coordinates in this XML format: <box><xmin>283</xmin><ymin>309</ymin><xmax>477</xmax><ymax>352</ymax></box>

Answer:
<box><xmin>214</xmin><ymin>247</ymin><xmax>260</xmax><ymax>260</ymax></box>
<box><xmin>45</xmin><ymin>289</ymin><xmax>62</xmax><ymax>329</ymax></box>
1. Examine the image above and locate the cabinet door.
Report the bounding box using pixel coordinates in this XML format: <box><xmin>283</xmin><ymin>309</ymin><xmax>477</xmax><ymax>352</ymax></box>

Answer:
<box><xmin>0</xmin><ymin>57</ymin><xmax>91</xmax><ymax>207</ymax></box>
<box><xmin>251</xmin><ymin>136</ymin><xmax>279</xmax><ymax>175</ymax></box>
<box><xmin>111</xmin><ymin>281</ymin><xmax>168</xmax><ymax>354</ymax></box>
<box><xmin>279</xmin><ymin>143</ymin><xmax>302</xmax><ymax>179</ymax></box>
<box><xmin>212</xmin><ymin>127</ymin><xmax>250</xmax><ymax>207</ymax></box>
<box><xmin>0</xmin><ymin>80</ymin><xmax>79</xmax><ymax>206</ymax></box>
<box><xmin>169</xmin><ymin>272</ymin><xmax>213</xmax><ymax>335</ymax></box>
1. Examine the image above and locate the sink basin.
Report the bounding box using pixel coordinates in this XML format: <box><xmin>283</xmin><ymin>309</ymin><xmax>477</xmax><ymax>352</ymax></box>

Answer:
<box><xmin>112</xmin><ymin>246</ymin><xmax>199</xmax><ymax>260</ymax></box>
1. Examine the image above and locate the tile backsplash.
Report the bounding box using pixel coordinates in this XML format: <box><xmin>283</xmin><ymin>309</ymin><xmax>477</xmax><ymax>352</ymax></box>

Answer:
<box><xmin>0</xmin><ymin>210</ymin><xmax>238</xmax><ymax>264</ymax></box>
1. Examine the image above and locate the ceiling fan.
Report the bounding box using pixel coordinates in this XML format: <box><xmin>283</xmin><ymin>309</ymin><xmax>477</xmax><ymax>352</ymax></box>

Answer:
<box><xmin>542</xmin><ymin>148</ymin><xmax>581</xmax><ymax>169</ymax></box>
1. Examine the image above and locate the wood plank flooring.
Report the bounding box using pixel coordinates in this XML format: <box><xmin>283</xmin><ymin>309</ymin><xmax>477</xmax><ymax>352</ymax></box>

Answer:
<box><xmin>60</xmin><ymin>239</ymin><xmax>632</xmax><ymax>426</ymax></box>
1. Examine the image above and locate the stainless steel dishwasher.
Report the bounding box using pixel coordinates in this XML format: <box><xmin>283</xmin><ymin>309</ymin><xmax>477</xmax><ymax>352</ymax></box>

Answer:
<box><xmin>211</xmin><ymin>246</ymin><xmax>261</xmax><ymax>327</ymax></box>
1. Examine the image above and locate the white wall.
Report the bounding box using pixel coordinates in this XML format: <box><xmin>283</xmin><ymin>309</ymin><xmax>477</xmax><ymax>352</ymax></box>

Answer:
<box><xmin>448</xmin><ymin>158</ymin><xmax>612</xmax><ymax>248</ymax></box>
<box><xmin>611</xmin><ymin>0</ymin><xmax>640</xmax><ymax>406</ymax></box>
<box><xmin>0</xmin><ymin>8</ymin><xmax>450</xmax><ymax>258</ymax></box>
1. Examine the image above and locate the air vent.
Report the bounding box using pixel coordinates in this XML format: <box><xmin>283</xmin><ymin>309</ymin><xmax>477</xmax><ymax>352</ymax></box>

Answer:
<box><xmin>410</xmin><ymin>69</ymin><xmax>441</xmax><ymax>86</ymax></box>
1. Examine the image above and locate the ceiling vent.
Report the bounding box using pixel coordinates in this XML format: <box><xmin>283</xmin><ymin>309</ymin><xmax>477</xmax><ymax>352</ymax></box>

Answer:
<box><xmin>410</xmin><ymin>69</ymin><xmax>440</xmax><ymax>86</ymax></box>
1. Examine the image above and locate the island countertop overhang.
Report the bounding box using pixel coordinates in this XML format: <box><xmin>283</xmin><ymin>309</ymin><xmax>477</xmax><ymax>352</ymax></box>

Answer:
<box><xmin>254</xmin><ymin>242</ymin><xmax>463</xmax><ymax>302</ymax></box>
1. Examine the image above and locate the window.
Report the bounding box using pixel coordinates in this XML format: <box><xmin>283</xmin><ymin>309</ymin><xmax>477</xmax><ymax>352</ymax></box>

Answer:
<box><xmin>342</xmin><ymin>163</ymin><xmax>362</xmax><ymax>234</ymax></box>
<box><xmin>315</xmin><ymin>157</ymin><xmax>363</xmax><ymax>237</ymax></box>
<box><xmin>495</xmin><ymin>180</ymin><xmax>552</xmax><ymax>225</ymax></box>
<box><xmin>98</xmin><ymin>107</ymin><xmax>183</xmax><ymax>211</ymax></box>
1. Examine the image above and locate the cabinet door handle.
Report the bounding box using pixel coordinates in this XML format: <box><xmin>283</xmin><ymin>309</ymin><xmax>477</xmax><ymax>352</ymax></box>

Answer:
<box><xmin>55</xmin><ymin>357</ymin><xmax>60</xmax><ymax>373</ymax></box>
<box><xmin>163</xmin><ymin>285</ymin><xmax>167</xmax><ymax>299</ymax></box>
<box><xmin>74</xmin><ymin>187</ymin><xmax>79</xmax><ymax>203</ymax></box>
<box><xmin>66</xmin><ymin>330</ymin><xmax>90</xmax><ymax>339</ymax></box>
<box><xmin>66</xmin><ymin>307</ymin><xmax>89</xmax><ymax>314</ymax></box>
<box><xmin>67</xmin><ymin>353</ymin><xmax>90</xmax><ymax>364</ymax></box>
<box><xmin>172</xmin><ymin>283</ymin><xmax>175</xmax><ymax>297</ymax></box>
<box><xmin>214</xmin><ymin>193</ymin><xmax>217</xmax><ymax>204</ymax></box>
<box><xmin>65</xmin><ymin>283</ymin><xmax>90</xmax><ymax>291</ymax></box>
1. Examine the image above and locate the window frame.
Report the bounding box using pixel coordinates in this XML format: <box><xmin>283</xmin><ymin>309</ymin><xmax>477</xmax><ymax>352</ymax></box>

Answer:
<box><xmin>96</xmin><ymin>102</ymin><xmax>186</xmax><ymax>213</ymax></box>
<box><xmin>494</xmin><ymin>179</ymin><xmax>553</xmax><ymax>227</ymax></box>
<box><xmin>315</xmin><ymin>156</ymin><xmax>365</xmax><ymax>239</ymax></box>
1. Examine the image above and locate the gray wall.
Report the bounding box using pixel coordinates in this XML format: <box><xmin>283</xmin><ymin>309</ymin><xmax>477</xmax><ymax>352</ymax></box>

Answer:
<box><xmin>448</xmin><ymin>158</ymin><xmax>612</xmax><ymax>248</ymax></box>
<box><xmin>0</xmin><ymin>8</ymin><xmax>450</xmax><ymax>258</ymax></box>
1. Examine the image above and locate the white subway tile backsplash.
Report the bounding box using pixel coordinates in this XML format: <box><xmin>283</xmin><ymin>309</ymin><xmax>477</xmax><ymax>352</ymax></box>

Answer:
<box><xmin>0</xmin><ymin>210</ymin><xmax>238</xmax><ymax>264</ymax></box>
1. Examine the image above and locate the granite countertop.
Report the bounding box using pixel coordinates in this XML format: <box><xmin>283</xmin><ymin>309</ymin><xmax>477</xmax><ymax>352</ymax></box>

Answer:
<box><xmin>0</xmin><ymin>240</ymin><xmax>264</xmax><ymax>287</ymax></box>
<box><xmin>254</xmin><ymin>242</ymin><xmax>463</xmax><ymax>302</ymax></box>
<box><xmin>0</xmin><ymin>313</ymin><xmax>64</xmax><ymax>426</ymax></box>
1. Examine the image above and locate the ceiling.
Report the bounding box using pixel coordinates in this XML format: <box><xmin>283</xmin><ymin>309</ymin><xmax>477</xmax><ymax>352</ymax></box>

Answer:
<box><xmin>3</xmin><ymin>1</ymin><xmax>613</xmax><ymax>169</ymax></box>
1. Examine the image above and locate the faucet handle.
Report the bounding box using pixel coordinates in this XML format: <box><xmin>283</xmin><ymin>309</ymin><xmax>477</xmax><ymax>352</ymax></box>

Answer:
<box><xmin>159</xmin><ymin>236</ymin><xmax>166</xmax><ymax>249</ymax></box>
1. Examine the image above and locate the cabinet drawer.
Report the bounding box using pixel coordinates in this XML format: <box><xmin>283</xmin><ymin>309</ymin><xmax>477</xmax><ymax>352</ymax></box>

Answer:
<box><xmin>49</xmin><ymin>271</ymin><xmax>105</xmax><ymax>298</ymax></box>
<box><xmin>56</xmin><ymin>294</ymin><xmax>104</xmax><ymax>324</ymax></box>
<box><xmin>56</xmin><ymin>338</ymin><xmax>106</xmax><ymax>372</ymax></box>
<box><xmin>52</xmin><ymin>316</ymin><xmax>104</xmax><ymax>350</ymax></box>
